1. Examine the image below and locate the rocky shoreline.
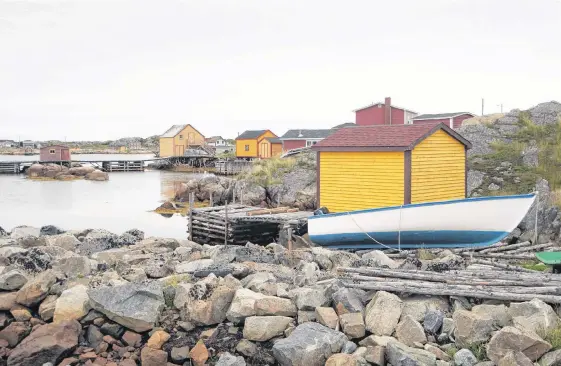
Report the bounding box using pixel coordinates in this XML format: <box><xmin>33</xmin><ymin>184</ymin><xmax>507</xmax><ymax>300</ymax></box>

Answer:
<box><xmin>26</xmin><ymin>164</ymin><xmax>109</xmax><ymax>181</ymax></box>
<box><xmin>0</xmin><ymin>225</ymin><xmax>559</xmax><ymax>365</ymax></box>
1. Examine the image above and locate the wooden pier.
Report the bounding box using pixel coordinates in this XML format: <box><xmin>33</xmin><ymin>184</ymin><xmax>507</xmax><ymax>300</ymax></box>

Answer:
<box><xmin>101</xmin><ymin>161</ymin><xmax>144</xmax><ymax>172</ymax></box>
<box><xmin>189</xmin><ymin>204</ymin><xmax>310</xmax><ymax>245</ymax></box>
<box><xmin>0</xmin><ymin>162</ymin><xmax>20</xmax><ymax>174</ymax></box>
<box><xmin>214</xmin><ymin>160</ymin><xmax>253</xmax><ymax>175</ymax></box>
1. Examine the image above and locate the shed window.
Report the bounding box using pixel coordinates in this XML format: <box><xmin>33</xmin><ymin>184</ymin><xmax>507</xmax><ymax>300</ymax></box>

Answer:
<box><xmin>306</xmin><ymin>140</ymin><xmax>318</xmax><ymax>147</ymax></box>
<box><xmin>179</xmin><ymin>135</ymin><xmax>184</xmax><ymax>140</ymax></box>
<box><xmin>49</xmin><ymin>149</ymin><xmax>55</xmax><ymax>154</ymax></box>
<box><xmin>244</xmin><ymin>145</ymin><xmax>249</xmax><ymax>151</ymax></box>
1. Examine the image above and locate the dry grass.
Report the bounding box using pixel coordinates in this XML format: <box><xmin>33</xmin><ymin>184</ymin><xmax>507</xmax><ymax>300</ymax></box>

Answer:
<box><xmin>538</xmin><ymin>322</ymin><xmax>561</xmax><ymax>350</ymax></box>
<box><xmin>237</xmin><ymin>157</ymin><xmax>296</xmax><ymax>188</ymax></box>
<box><xmin>418</xmin><ymin>249</ymin><xmax>437</xmax><ymax>260</ymax></box>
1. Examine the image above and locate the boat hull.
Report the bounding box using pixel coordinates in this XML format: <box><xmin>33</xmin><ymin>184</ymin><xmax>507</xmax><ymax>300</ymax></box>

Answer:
<box><xmin>308</xmin><ymin>194</ymin><xmax>536</xmax><ymax>249</ymax></box>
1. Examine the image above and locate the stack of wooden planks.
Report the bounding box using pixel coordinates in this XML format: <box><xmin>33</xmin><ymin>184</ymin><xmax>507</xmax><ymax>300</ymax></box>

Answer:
<box><xmin>189</xmin><ymin>204</ymin><xmax>310</xmax><ymax>245</ymax></box>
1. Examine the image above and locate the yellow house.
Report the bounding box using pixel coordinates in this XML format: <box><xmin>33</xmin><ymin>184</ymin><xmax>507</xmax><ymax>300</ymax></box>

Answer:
<box><xmin>159</xmin><ymin>124</ymin><xmax>206</xmax><ymax>158</ymax></box>
<box><xmin>312</xmin><ymin>123</ymin><xmax>471</xmax><ymax>212</ymax></box>
<box><xmin>235</xmin><ymin>130</ymin><xmax>277</xmax><ymax>159</ymax></box>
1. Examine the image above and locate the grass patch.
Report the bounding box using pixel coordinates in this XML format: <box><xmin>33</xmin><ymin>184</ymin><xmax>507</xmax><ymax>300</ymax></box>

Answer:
<box><xmin>468</xmin><ymin>342</ymin><xmax>488</xmax><ymax>361</ymax></box>
<box><xmin>520</xmin><ymin>260</ymin><xmax>549</xmax><ymax>272</ymax></box>
<box><xmin>163</xmin><ymin>274</ymin><xmax>191</xmax><ymax>287</ymax></box>
<box><xmin>470</xmin><ymin>114</ymin><xmax>561</xmax><ymax>199</ymax></box>
<box><xmin>538</xmin><ymin>322</ymin><xmax>561</xmax><ymax>350</ymax></box>
<box><xmin>445</xmin><ymin>346</ymin><xmax>458</xmax><ymax>359</ymax></box>
<box><xmin>418</xmin><ymin>249</ymin><xmax>437</xmax><ymax>260</ymax></box>
<box><xmin>237</xmin><ymin>157</ymin><xmax>296</xmax><ymax>188</ymax></box>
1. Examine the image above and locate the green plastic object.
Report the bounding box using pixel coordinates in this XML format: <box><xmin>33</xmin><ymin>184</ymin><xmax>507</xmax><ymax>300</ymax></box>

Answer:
<box><xmin>535</xmin><ymin>251</ymin><xmax>561</xmax><ymax>265</ymax></box>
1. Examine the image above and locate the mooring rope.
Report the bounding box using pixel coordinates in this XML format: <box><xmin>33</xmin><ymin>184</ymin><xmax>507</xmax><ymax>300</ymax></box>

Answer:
<box><xmin>346</xmin><ymin>206</ymin><xmax>404</xmax><ymax>253</ymax></box>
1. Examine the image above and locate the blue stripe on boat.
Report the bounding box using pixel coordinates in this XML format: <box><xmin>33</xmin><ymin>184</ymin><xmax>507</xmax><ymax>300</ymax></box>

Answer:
<box><xmin>309</xmin><ymin>193</ymin><xmax>536</xmax><ymax>220</ymax></box>
<box><xmin>308</xmin><ymin>230</ymin><xmax>509</xmax><ymax>249</ymax></box>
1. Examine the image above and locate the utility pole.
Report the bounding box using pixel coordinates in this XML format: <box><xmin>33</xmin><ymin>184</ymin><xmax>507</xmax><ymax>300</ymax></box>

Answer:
<box><xmin>481</xmin><ymin>98</ymin><xmax>485</xmax><ymax>116</ymax></box>
<box><xmin>497</xmin><ymin>104</ymin><xmax>503</xmax><ymax>113</ymax></box>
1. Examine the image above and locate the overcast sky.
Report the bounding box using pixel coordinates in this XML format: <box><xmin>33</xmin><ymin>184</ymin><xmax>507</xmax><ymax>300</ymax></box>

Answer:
<box><xmin>1</xmin><ymin>0</ymin><xmax>560</xmax><ymax>141</ymax></box>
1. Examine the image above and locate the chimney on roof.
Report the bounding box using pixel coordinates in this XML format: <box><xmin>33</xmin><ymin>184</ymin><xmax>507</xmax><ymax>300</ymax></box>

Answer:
<box><xmin>384</xmin><ymin>97</ymin><xmax>391</xmax><ymax>125</ymax></box>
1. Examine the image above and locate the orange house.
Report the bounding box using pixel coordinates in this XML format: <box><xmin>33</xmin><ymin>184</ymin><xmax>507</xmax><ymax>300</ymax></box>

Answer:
<box><xmin>235</xmin><ymin>130</ymin><xmax>278</xmax><ymax>159</ymax></box>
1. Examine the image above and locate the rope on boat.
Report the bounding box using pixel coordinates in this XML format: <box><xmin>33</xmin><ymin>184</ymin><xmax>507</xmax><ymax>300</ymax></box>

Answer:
<box><xmin>346</xmin><ymin>206</ymin><xmax>404</xmax><ymax>253</ymax></box>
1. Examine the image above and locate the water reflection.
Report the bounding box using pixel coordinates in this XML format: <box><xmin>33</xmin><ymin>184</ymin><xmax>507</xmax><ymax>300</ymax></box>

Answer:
<box><xmin>0</xmin><ymin>170</ymin><xmax>203</xmax><ymax>238</ymax></box>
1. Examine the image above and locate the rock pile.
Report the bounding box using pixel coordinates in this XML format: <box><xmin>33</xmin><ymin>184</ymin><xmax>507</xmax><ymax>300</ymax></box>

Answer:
<box><xmin>26</xmin><ymin>164</ymin><xmax>108</xmax><ymax>181</ymax></box>
<box><xmin>174</xmin><ymin>152</ymin><xmax>317</xmax><ymax>210</ymax></box>
<box><xmin>0</xmin><ymin>226</ymin><xmax>559</xmax><ymax>365</ymax></box>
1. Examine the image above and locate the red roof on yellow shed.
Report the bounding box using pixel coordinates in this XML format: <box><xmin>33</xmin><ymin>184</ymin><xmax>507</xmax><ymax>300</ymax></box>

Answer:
<box><xmin>312</xmin><ymin>123</ymin><xmax>471</xmax><ymax>150</ymax></box>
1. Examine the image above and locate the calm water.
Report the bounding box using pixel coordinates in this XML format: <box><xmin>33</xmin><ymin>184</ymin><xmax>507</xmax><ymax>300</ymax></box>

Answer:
<box><xmin>0</xmin><ymin>167</ymin><xmax>203</xmax><ymax>239</ymax></box>
<box><xmin>0</xmin><ymin>153</ymin><xmax>155</xmax><ymax>162</ymax></box>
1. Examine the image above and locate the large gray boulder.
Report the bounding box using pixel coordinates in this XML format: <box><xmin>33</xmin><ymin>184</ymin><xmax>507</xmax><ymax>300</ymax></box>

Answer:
<box><xmin>508</xmin><ymin>299</ymin><xmax>560</xmax><ymax>333</ymax></box>
<box><xmin>0</xmin><ymin>270</ymin><xmax>27</xmax><ymax>291</ymax></box>
<box><xmin>289</xmin><ymin>287</ymin><xmax>330</xmax><ymax>310</ymax></box>
<box><xmin>216</xmin><ymin>352</ymin><xmax>246</xmax><ymax>366</ymax></box>
<box><xmin>7</xmin><ymin>320</ymin><xmax>81</xmax><ymax>366</ymax></box>
<box><xmin>226</xmin><ymin>288</ymin><xmax>266</xmax><ymax>324</ymax></box>
<box><xmin>243</xmin><ymin>316</ymin><xmax>293</xmax><ymax>341</ymax></box>
<box><xmin>16</xmin><ymin>270</ymin><xmax>57</xmax><ymax>307</ymax></box>
<box><xmin>361</xmin><ymin>250</ymin><xmax>399</xmax><ymax>269</ymax></box>
<box><xmin>365</xmin><ymin>291</ymin><xmax>403</xmax><ymax>336</ymax></box>
<box><xmin>183</xmin><ymin>277</ymin><xmax>238</xmax><ymax>326</ymax></box>
<box><xmin>471</xmin><ymin>304</ymin><xmax>511</xmax><ymax>328</ymax></box>
<box><xmin>10</xmin><ymin>226</ymin><xmax>40</xmax><ymax>240</ymax></box>
<box><xmin>486</xmin><ymin>326</ymin><xmax>551</xmax><ymax>364</ymax></box>
<box><xmin>332</xmin><ymin>288</ymin><xmax>365</xmax><ymax>315</ymax></box>
<box><xmin>44</xmin><ymin>233</ymin><xmax>80</xmax><ymax>251</ymax></box>
<box><xmin>401</xmin><ymin>296</ymin><xmax>449</xmax><ymax>322</ymax></box>
<box><xmin>386</xmin><ymin>341</ymin><xmax>437</xmax><ymax>366</ymax></box>
<box><xmin>396</xmin><ymin>315</ymin><xmax>427</xmax><ymax>347</ymax></box>
<box><xmin>454</xmin><ymin>349</ymin><xmax>478</xmax><ymax>366</ymax></box>
<box><xmin>453</xmin><ymin>309</ymin><xmax>494</xmax><ymax>347</ymax></box>
<box><xmin>272</xmin><ymin>322</ymin><xmax>347</xmax><ymax>366</ymax></box>
<box><xmin>88</xmin><ymin>282</ymin><xmax>164</xmax><ymax>332</ymax></box>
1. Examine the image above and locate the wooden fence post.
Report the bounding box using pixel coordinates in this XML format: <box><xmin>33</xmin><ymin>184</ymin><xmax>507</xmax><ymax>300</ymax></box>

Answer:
<box><xmin>224</xmin><ymin>201</ymin><xmax>229</xmax><ymax>246</ymax></box>
<box><xmin>287</xmin><ymin>226</ymin><xmax>293</xmax><ymax>253</ymax></box>
<box><xmin>188</xmin><ymin>192</ymin><xmax>194</xmax><ymax>241</ymax></box>
<box><xmin>209</xmin><ymin>192</ymin><xmax>213</xmax><ymax>207</ymax></box>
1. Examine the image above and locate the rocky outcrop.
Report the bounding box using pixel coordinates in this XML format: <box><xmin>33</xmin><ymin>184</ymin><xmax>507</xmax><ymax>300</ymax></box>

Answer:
<box><xmin>272</xmin><ymin>322</ymin><xmax>347</xmax><ymax>366</ymax></box>
<box><xmin>7</xmin><ymin>320</ymin><xmax>81</xmax><ymax>366</ymax></box>
<box><xmin>88</xmin><ymin>282</ymin><xmax>164</xmax><ymax>332</ymax></box>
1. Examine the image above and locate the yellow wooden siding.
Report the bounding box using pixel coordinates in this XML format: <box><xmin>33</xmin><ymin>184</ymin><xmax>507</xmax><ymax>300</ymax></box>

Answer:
<box><xmin>159</xmin><ymin>137</ymin><xmax>174</xmax><ymax>158</ymax></box>
<box><xmin>320</xmin><ymin>151</ymin><xmax>405</xmax><ymax>212</ymax></box>
<box><xmin>159</xmin><ymin>125</ymin><xmax>206</xmax><ymax>157</ymax></box>
<box><xmin>271</xmin><ymin>143</ymin><xmax>282</xmax><ymax>157</ymax></box>
<box><xmin>236</xmin><ymin>139</ymin><xmax>258</xmax><ymax>158</ymax></box>
<box><xmin>411</xmin><ymin>129</ymin><xmax>465</xmax><ymax>203</ymax></box>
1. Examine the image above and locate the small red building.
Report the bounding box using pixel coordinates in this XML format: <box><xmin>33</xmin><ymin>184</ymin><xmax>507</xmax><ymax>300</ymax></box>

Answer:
<box><xmin>279</xmin><ymin>129</ymin><xmax>334</xmax><ymax>151</ymax></box>
<box><xmin>355</xmin><ymin>97</ymin><xmax>418</xmax><ymax>126</ymax></box>
<box><xmin>412</xmin><ymin>112</ymin><xmax>476</xmax><ymax>129</ymax></box>
<box><xmin>40</xmin><ymin>145</ymin><xmax>71</xmax><ymax>162</ymax></box>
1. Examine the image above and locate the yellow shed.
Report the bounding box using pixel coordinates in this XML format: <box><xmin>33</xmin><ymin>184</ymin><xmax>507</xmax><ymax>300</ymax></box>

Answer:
<box><xmin>159</xmin><ymin>124</ymin><xmax>206</xmax><ymax>158</ymax></box>
<box><xmin>235</xmin><ymin>130</ymin><xmax>277</xmax><ymax>159</ymax></box>
<box><xmin>312</xmin><ymin>123</ymin><xmax>471</xmax><ymax>212</ymax></box>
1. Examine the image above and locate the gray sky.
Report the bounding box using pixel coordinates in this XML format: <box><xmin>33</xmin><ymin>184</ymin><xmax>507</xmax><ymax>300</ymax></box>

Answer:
<box><xmin>1</xmin><ymin>0</ymin><xmax>560</xmax><ymax>141</ymax></box>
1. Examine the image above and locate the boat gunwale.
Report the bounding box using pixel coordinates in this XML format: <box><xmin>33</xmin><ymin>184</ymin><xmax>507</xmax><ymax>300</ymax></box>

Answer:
<box><xmin>309</xmin><ymin>193</ymin><xmax>536</xmax><ymax>220</ymax></box>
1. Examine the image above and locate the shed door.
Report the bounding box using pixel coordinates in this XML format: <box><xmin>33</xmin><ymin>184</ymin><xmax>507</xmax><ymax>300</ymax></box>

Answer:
<box><xmin>175</xmin><ymin>145</ymin><xmax>184</xmax><ymax>156</ymax></box>
<box><xmin>61</xmin><ymin>149</ymin><xmax>70</xmax><ymax>160</ymax></box>
<box><xmin>259</xmin><ymin>142</ymin><xmax>270</xmax><ymax>158</ymax></box>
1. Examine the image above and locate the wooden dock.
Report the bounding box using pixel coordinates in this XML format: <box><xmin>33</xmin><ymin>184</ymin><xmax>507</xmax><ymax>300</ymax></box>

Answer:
<box><xmin>214</xmin><ymin>160</ymin><xmax>252</xmax><ymax>175</ymax></box>
<box><xmin>189</xmin><ymin>204</ymin><xmax>310</xmax><ymax>245</ymax></box>
<box><xmin>0</xmin><ymin>162</ymin><xmax>20</xmax><ymax>174</ymax></box>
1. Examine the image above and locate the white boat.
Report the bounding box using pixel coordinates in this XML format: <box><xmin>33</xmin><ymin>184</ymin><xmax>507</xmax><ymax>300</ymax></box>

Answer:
<box><xmin>308</xmin><ymin>193</ymin><xmax>536</xmax><ymax>249</ymax></box>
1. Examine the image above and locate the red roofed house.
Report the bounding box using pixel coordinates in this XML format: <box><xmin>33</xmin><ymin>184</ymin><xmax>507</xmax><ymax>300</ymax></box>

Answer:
<box><xmin>412</xmin><ymin>112</ymin><xmax>476</xmax><ymax>129</ymax></box>
<box><xmin>355</xmin><ymin>97</ymin><xmax>418</xmax><ymax>126</ymax></box>
<box><xmin>311</xmin><ymin>123</ymin><xmax>471</xmax><ymax>212</ymax></box>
